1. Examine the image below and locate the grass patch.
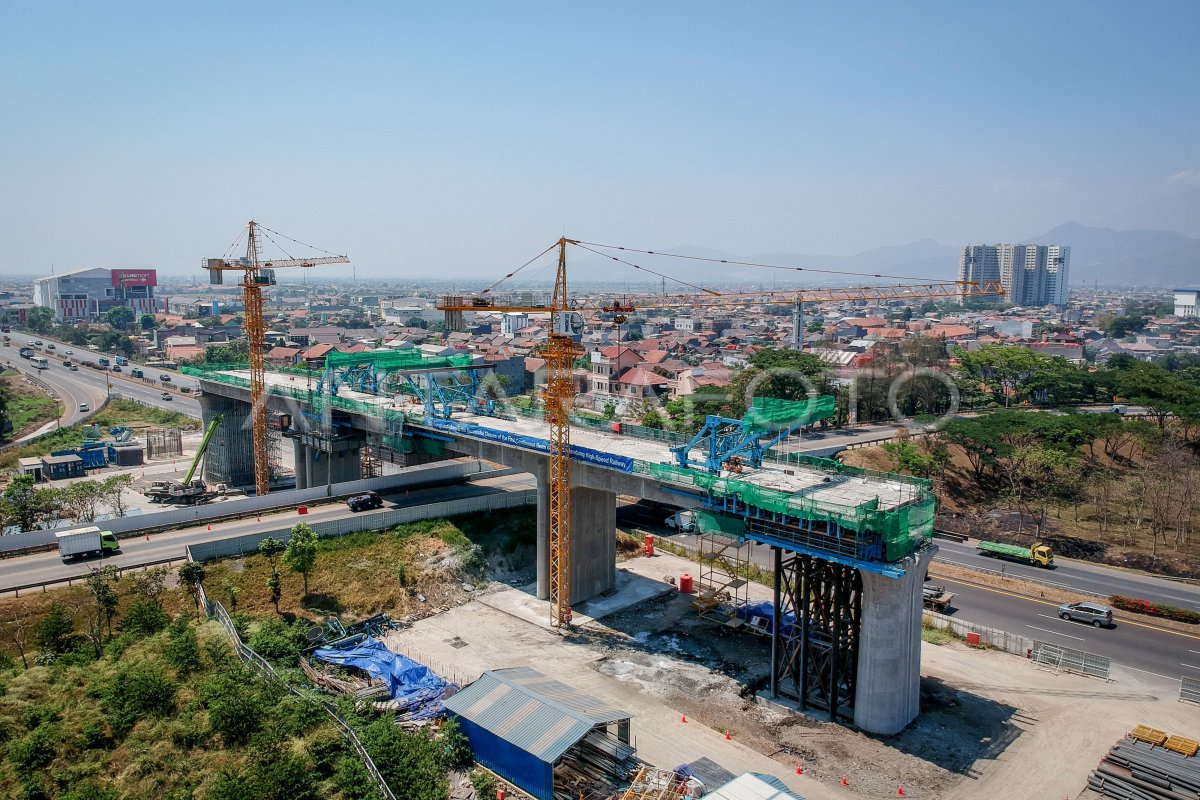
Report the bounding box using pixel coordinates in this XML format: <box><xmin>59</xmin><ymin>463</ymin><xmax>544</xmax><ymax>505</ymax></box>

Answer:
<box><xmin>921</xmin><ymin>616</ymin><xmax>960</xmax><ymax>645</ymax></box>
<box><xmin>1</xmin><ymin>372</ymin><xmax>60</xmax><ymax>439</ymax></box>
<box><xmin>0</xmin><ymin>398</ymin><xmax>199</xmax><ymax>468</ymax></box>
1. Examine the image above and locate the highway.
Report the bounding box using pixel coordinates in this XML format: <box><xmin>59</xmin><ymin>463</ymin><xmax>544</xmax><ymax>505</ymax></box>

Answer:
<box><xmin>9</xmin><ymin>333</ymin><xmax>201</xmax><ymax>419</ymax></box>
<box><xmin>0</xmin><ymin>472</ymin><xmax>533</xmax><ymax>590</ymax></box>
<box><xmin>934</xmin><ymin>538</ymin><xmax>1200</xmax><ymax>610</ymax></box>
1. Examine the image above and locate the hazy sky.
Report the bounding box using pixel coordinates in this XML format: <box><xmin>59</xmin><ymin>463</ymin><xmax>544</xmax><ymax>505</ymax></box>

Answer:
<box><xmin>2</xmin><ymin>1</ymin><xmax>1198</xmax><ymax>280</ymax></box>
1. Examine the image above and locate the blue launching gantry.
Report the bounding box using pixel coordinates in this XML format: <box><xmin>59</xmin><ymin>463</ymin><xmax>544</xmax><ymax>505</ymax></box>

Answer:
<box><xmin>670</xmin><ymin>414</ymin><xmax>799</xmax><ymax>473</ymax></box>
<box><xmin>314</xmin><ymin>350</ymin><xmax>497</xmax><ymax>420</ymax></box>
<box><xmin>671</xmin><ymin>395</ymin><xmax>838</xmax><ymax>473</ymax></box>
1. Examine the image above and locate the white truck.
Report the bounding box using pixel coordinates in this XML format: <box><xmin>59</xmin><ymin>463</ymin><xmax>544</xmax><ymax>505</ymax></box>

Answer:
<box><xmin>55</xmin><ymin>526</ymin><xmax>120</xmax><ymax>560</ymax></box>
<box><xmin>664</xmin><ymin>510</ymin><xmax>696</xmax><ymax>532</ymax></box>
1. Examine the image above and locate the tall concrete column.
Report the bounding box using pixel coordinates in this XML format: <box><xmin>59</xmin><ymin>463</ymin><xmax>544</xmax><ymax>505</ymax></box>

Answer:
<box><xmin>293</xmin><ymin>440</ymin><xmax>309</xmax><ymax>490</ymax></box>
<box><xmin>569</xmin><ymin>486</ymin><xmax>617</xmax><ymax>606</ymax></box>
<box><xmin>853</xmin><ymin>545</ymin><xmax>936</xmax><ymax>735</ymax></box>
<box><xmin>533</xmin><ymin>463</ymin><xmax>550</xmax><ymax>600</ymax></box>
<box><xmin>199</xmin><ymin>393</ymin><xmax>255</xmax><ymax>487</ymax></box>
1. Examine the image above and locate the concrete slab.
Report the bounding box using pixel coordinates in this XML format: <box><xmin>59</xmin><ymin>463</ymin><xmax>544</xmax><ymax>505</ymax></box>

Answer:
<box><xmin>476</xmin><ymin>567</ymin><xmax>676</xmax><ymax>630</ymax></box>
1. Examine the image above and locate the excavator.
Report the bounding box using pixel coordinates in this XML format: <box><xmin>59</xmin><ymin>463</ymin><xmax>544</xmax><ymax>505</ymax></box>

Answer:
<box><xmin>144</xmin><ymin>415</ymin><xmax>242</xmax><ymax>504</ymax></box>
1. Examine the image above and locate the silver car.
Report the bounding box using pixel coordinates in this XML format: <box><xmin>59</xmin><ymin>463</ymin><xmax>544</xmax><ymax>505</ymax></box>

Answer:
<box><xmin>1058</xmin><ymin>602</ymin><xmax>1114</xmax><ymax>628</ymax></box>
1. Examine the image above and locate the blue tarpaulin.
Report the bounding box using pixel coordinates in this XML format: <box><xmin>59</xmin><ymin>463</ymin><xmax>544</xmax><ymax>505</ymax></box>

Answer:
<box><xmin>311</xmin><ymin>637</ymin><xmax>454</xmax><ymax>720</ymax></box>
<box><xmin>733</xmin><ymin>601</ymin><xmax>797</xmax><ymax>638</ymax></box>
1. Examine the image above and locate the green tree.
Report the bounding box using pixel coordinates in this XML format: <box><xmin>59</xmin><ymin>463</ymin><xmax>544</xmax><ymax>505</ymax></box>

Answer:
<box><xmin>361</xmin><ymin>720</ymin><xmax>448</xmax><ymax>800</ymax></box>
<box><xmin>34</xmin><ymin>602</ymin><xmax>76</xmax><ymax>657</ymax></box>
<box><xmin>178</xmin><ymin>562</ymin><xmax>207</xmax><ymax>610</ymax></box>
<box><xmin>284</xmin><ymin>523</ymin><xmax>318</xmax><ymax>596</ymax></box>
<box><xmin>26</xmin><ymin>306</ymin><xmax>54</xmax><ymax>334</ymax></box>
<box><xmin>0</xmin><ymin>474</ymin><xmax>58</xmax><ymax>532</ymax></box>
<box><xmin>165</xmin><ymin>615</ymin><xmax>202</xmax><ymax>674</ymax></box>
<box><xmin>84</xmin><ymin>566</ymin><xmax>121</xmax><ymax>653</ymax></box>
<box><xmin>952</xmin><ymin>344</ymin><xmax>1057</xmax><ymax>408</ymax></box>
<box><xmin>105</xmin><ymin>306</ymin><xmax>135</xmax><ymax>331</ymax></box>
<box><xmin>139</xmin><ymin>313</ymin><xmax>157</xmax><ymax>330</ymax></box>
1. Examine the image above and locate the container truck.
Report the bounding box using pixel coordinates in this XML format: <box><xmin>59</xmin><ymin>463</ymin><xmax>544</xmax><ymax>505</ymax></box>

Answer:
<box><xmin>977</xmin><ymin>539</ymin><xmax>1054</xmax><ymax>567</ymax></box>
<box><xmin>55</xmin><ymin>527</ymin><xmax>120</xmax><ymax>559</ymax></box>
<box><xmin>922</xmin><ymin>585</ymin><xmax>956</xmax><ymax>611</ymax></box>
<box><xmin>97</xmin><ymin>357</ymin><xmax>110</xmax><ymax>367</ymax></box>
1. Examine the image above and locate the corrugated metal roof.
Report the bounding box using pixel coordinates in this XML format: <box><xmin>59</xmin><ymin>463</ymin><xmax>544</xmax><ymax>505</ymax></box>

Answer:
<box><xmin>701</xmin><ymin>773</ymin><xmax>804</xmax><ymax>800</ymax></box>
<box><xmin>443</xmin><ymin>667</ymin><xmax>631</xmax><ymax>764</ymax></box>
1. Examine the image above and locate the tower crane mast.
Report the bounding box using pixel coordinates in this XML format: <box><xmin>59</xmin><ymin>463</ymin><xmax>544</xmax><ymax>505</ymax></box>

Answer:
<box><xmin>205</xmin><ymin>220</ymin><xmax>349</xmax><ymax>496</ymax></box>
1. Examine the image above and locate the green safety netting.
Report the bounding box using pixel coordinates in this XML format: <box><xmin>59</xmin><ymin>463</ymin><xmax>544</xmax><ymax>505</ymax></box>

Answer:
<box><xmin>322</xmin><ymin>349</ymin><xmax>473</xmax><ymax>370</ymax></box>
<box><xmin>695</xmin><ymin>509</ymin><xmax>746</xmax><ymax>537</ymax></box>
<box><xmin>638</xmin><ymin>457</ymin><xmax>934</xmax><ymax>562</ymax></box>
<box><xmin>745</xmin><ymin>395</ymin><xmax>836</xmax><ymax>430</ymax></box>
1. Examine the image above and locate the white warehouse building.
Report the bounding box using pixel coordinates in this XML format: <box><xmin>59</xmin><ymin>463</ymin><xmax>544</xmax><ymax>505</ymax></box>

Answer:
<box><xmin>32</xmin><ymin>268</ymin><xmax>159</xmax><ymax>323</ymax></box>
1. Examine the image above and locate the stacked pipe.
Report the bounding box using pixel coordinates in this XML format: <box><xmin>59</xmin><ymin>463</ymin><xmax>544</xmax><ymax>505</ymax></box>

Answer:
<box><xmin>1089</xmin><ymin>738</ymin><xmax>1200</xmax><ymax>800</ymax></box>
<box><xmin>553</xmin><ymin>730</ymin><xmax>639</xmax><ymax>800</ymax></box>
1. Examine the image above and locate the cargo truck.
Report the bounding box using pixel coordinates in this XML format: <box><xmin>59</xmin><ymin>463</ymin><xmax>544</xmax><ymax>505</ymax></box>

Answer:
<box><xmin>977</xmin><ymin>539</ymin><xmax>1054</xmax><ymax>567</ymax></box>
<box><xmin>922</xmin><ymin>585</ymin><xmax>955</xmax><ymax>611</ymax></box>
<box><xmin>56</xmin><ymin>526</ymin><xmax>120</xmax><ymax>559</ymax></box>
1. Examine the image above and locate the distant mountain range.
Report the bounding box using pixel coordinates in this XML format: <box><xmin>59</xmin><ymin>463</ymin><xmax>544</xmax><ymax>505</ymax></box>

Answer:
<box><xmin>567</xmin><ymin>223</ymin><xmax>1199</xmax><ymax>289</ymax></box>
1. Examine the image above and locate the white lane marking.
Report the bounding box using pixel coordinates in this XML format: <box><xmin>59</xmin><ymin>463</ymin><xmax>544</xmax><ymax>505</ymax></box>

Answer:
<box><xmin>1182</xmin><ymin>663</ymin><xmax>1200</xmax><ymax>671</ymax></box>
<box><xmin>1026</xmin><ymin>624</ymin><xmax>1085</xmax><ymax>642</ymax></box>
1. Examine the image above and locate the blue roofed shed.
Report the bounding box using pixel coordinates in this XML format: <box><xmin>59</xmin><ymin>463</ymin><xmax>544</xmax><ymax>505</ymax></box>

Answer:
<box><xmin>443</xmin><ymin>666</ymin><xmax>633</xmax><ymax>800</ymax></box>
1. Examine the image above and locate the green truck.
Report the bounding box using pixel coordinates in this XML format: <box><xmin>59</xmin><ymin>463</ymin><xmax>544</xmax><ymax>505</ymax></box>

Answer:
<box><xmin>977</xmin><ymin>539</ymin><xmax>1054</xmax><ymax>567</ymax></box>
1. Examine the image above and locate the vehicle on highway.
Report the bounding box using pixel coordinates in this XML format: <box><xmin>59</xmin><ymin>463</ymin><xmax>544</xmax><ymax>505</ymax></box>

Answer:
<box><xmin>64</xmin><ymin>349</ymin><xmax>73</xmax><ymax>355</ymax></box>
<box><xmin>46</xmin><ymin>343</ymin><xmax>55</xmax><ymax>350</ymax></box>
<box><xmin>18</xmin><ymin>347</ymin><xmax>33</xmax><ymax>359</ymax></box>
<box><xmin>347</xmin><ymin>491</ymin><xmax>383</xmax><ymax>512</ymax></box>
<box><xmin>160</xmin><ymin>374</ymin><xmax>172</xmax><ymax>382</ymax></box>
<box><xmin>1058</xmin><ymin>601</ymin><xmax>1114</xmax><ymax>628</ymax></box>
<box><xmin>131</xmin><ymin>367</ymin><xmax>144</xmax><ymax>378</ymax></box>
<box><xmin>62</xmin><ymin>360</ymin><xmax>71</xmax><ymax>367</ymax></box>
<box><xmin>115</xmin><ymin>356</ymin><xmax>128</xmax><ymax>366</ymax></box>
<box><xmin>922</xmin><ymin>585</ymin><xmax>956</xmax><ymax>612</ymax></box>
<box><xmin>55</xmin><ymin>526</ymin><xmax>119</xmax><ymax>559</ymax></box>
<box><xmin>79</xmin><ymin>402</ymin><xmax>89</xmax><ymax>412</ymax></box>
<box><xmin>97</xmin><ymin>357</ymin><xmax>110</xmax><ymax>367</ymax></box>
<box><xmin>977</xmin><ymin>539</ymin><xmax>1054</xmax><ymax>567</ymax></box>
<box><xmin>34</xmin><ymin>340</ymin><xmax>42</xmax><ymax>346</ymax></box>
<box><xmin>29</xmin><ymin>356</ymin><xmax>48</xmax><ymax>369</ymax></box>
<box><xmin>26</xmin><ymin>340</ymin><xmax>34</xmax><ymax>346</ymax></box>
<box><xmin>111</xmin><ymin>365</ymin><xmax>122</xmax><ymax>372</ymax></box>
<box><xmin>161</xmin><ymin>391</ymin><xmax>172</xmax><ymax>401</ymax></box>
<box><xmin>665</xmin><ymin>510</ymin><xmax>696</xmax><ymax>532</ymax></box>
<box><xmin>69</xmin><ymin>364</ymin><xmax>78</xmax><ymax>371</ymax></box>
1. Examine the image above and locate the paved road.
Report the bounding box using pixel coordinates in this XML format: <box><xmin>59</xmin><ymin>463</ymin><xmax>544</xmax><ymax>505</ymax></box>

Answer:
<box><xmin>934</xmin><ymin>539</ymin><xmax>1200</xmax><ymax>610</ymax></box>
<box><xmin>5</xmin><ymin>364</ymin><xmax>108</xmax><ymax>435</ymax></box>
<box><xmin>935</xmin><ymin>572</ymin><xmax>1200</xmax><ymax>683</ymax></box>
<box><xmin>645</xmin><ymin>524</ymin><xmax>1200</xmax><ymax>680</ymax></box>
<box><xmin>18</xmin><ymin>334</ymin><xmax>202</xmax><ymax>418</ymax></box>
<box><xmin>0</xmin><ymin>472</ymin><xmax>534</xmax><ymax>591</ymax></box>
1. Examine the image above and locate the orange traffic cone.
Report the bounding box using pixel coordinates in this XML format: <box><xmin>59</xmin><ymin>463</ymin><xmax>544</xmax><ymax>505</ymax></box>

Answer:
<box><xmin>841</xmin><ymin>776</ymin><xmax>849</xmax><ymax>787</ymax></box>
<box><xmin>680</xmin><ymin>714</ymin><xmax>687</xmax><ymax>723</ymax></box>
<box><xmin>898</xmin><ymin>787</ymin><xmax>905</xmax><ymax>797</ymax></box>
<box><xmin>724</xmin><ymin>729</ymin><xmax>731</xmax><ymax>740</ymax></box>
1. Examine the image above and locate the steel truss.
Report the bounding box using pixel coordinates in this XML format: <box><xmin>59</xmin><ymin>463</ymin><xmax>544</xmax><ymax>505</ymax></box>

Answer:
<box><xmin>771</xmin><ymin>549</ymin><xmax>862</xmax><ymax>721</ymax></box>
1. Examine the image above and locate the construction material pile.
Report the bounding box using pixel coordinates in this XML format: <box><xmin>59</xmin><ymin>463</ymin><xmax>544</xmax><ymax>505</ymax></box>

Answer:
<box><xmin>1089</xmin><ymin>726</ymin><xmax>1200</xmax><ymax>799</ymax></box>
<box><xmin>553</xmin><ymin>730</ymin><xmax>639</xmax><ymax>800</ymax></box>
<box><xmin>308</xmin><ymin>637</ymin><xmax>457</xmax><ymax>724</ymax></box>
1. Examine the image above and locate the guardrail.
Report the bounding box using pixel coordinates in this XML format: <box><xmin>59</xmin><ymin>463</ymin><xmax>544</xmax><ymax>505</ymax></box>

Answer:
<box><xmin>188</xmin><ymin>489</ymin><xmax>536</xmax><ymax>562</ymax></box>
<box><xmin>933</xmin><ymin>557</ymin><xmax>1108</xmax><ymax>599</ymax></box>
<box><xmin>0</xmin><ymin>555</ymin><xmax>189</xmax><ymax>597</ymax></box>
<box><xmin>1181</xmin><ymin>676</ymin><xmax>1200</xmax><ymax>704</ymax></box>
<box><xmin>200</xmin><ymin>587</ymin><xmax>397</xmax><ymax>800</ymax></box>
<box><xmin>0</xmin><ymin>460</ymin><xmax>487</xmax><ymax>557</ymax></box>
<box><xmin>922</xmin><ymin>610</ymin><xmax>1032</xmax><ymax>657</ymax></box>
<box><xmin>1032</xmin><ymin>640</ymin><xmax>1112</xmax><ymax>681</ymax></box>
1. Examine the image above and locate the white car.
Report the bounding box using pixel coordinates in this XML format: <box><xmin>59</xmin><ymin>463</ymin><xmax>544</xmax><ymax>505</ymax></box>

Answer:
<box><xmin>78</xmin><ymin>402</ymin><xmax>90</xmax><ymax>412</ymax></box>
<box><xmin>64</xmin><ymin>349</ymin><xmax>73</xmax><ymax>355</ymax></box>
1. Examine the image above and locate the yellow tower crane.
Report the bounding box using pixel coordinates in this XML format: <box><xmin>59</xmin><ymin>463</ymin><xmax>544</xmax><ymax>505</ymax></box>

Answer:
<box><xmin>206</xmin><ymin>220</ymin><xmax>350</xmax><ymax>496</ymax></box>
<box><xmin>440</xmin><ymin>238</ymin><xmax>1001</xmax><ymax>627</ymax></box>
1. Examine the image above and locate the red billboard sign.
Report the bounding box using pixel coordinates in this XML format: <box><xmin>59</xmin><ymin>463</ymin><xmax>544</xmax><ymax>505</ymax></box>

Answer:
<box><xmin>111</xmin><ymin>269</ymin><xmax>157</xmax><ymax>287</ymax></box>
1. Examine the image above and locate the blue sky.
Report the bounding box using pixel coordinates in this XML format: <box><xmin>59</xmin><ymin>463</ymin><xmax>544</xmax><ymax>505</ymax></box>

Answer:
<box><xmin>2</xmin><ymin>1</ymin><xmax>1197</xmax><ymax>279</ymax></box>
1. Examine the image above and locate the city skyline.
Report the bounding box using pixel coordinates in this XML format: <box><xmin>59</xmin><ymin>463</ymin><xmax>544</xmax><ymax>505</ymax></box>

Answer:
<box><xmin>2</xmin><ymin>2</ymin><xmax>1198</xmax><ymax>280</ymax></box>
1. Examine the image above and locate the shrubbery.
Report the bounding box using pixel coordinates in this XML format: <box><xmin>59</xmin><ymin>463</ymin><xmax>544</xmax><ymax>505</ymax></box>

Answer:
<box><xmin>1110</xmin><ymin>594</ymin><xmax>1200</xmax><ymax>624</ymax></box>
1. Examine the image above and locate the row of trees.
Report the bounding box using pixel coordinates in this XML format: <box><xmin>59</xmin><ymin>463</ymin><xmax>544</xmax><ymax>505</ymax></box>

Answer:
<box><xmin>0</xmin><ymin>474</ymin><xmax>133</xmax><ymax>532</ymax></box>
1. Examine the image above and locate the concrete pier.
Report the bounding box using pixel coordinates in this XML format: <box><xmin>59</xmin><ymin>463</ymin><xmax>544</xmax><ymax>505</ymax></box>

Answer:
<box><xmin>199</xmin><ymin>393</ymin><xmax>255</xmax><ymax>487</ymax></box>
<box><xmin>853</xmin><ymin>545</ymin><xmax>936</xmax><ymax>735</ymax></box>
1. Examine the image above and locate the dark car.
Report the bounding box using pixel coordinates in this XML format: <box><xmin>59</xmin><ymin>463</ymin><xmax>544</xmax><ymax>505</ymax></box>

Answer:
<box><xmin>347</xmin><ymin>492</ymin><xmax>383</xmax><ymax>512</ymax></box>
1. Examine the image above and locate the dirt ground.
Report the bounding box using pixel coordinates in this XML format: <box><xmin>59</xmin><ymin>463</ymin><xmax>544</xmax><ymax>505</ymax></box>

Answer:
<box><xmin>386</xmin><ymin>549</ymin><xmax>1200</xmax><ymax>800</ymax></box>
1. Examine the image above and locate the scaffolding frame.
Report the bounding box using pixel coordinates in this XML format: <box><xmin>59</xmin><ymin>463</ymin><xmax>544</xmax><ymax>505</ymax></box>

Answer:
<box><xmin>771</xmin><ymin>550</ymin><xmax>862</xmax><ymax>721</ymax></box>
<box><xmin>692</xmin><ymin>533</ymin><xmax>754</xmax><ymax>630</ymax></box>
